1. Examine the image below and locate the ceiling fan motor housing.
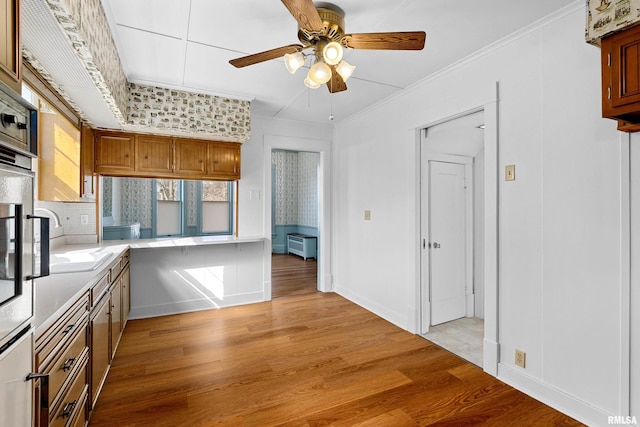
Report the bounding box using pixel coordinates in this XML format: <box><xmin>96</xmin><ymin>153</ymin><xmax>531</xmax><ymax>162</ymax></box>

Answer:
<box><xmin>298</xmin><ymin>7</ymin><xmax>345</xmax><ymax>44</ymax></box>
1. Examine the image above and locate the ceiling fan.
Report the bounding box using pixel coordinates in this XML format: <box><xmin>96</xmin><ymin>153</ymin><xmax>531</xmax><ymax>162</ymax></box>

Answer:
<box><xmin>229</xmin><ymin>0</ymin><xmax>426</xmax><ymax>93</ymax></box>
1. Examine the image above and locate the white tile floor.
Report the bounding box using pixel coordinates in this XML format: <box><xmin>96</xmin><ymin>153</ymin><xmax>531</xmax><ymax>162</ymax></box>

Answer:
<box><xmin>421</xmin><ymin>317</ymin><xmax>484</xmax><ymax>367</ymax></box>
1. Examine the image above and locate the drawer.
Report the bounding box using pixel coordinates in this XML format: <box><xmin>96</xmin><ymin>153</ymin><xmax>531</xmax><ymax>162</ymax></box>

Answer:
<box><xmin>91</xmin><ymin>271</ymin><xmax>110</xmax><ymax>308</ymax></box>
<box><xmin>121</xmin><ymin>250</ymin><xmax>130</xmax><ymax>268</ymax></box>
<box><xmin>45</xmin><ymin>323</ymin><xmax>88</xmax><ymax>409</ymax></box>
<box><xmin>110</xmin><ymin>257</ymin><xmax>123</xmax><ymax>281</ymax></box>
<box><xmin>50</xmin><ymin>359</ymin><xmax>88</xmax><ymax>427</ymax></box>
<box><xmin>36</xmin><ymin>295</ymin><xmax>89</xmax><ymax>370</ymax></box>
<box><xmin>67</xmin><ymin>389</ymin><xmax>88</xmax><ymax>427</ymax></box>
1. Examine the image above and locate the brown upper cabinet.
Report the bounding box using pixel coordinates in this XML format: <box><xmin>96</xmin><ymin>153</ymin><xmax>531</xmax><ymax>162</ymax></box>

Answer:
<box><xmin>601</xmin><ymin>24</ymin><xmax>640</xmax><ymax>128</ymax></box>
<box><xmin>0</xmin><ymin>0</ymin><xmax>21</xmax><ymax>93</ymax></box>
<box><xmin>94</xmin><ymin>130</ymin><xmax>241</xmax><ymax>181</ymax></box>
<box><xmin>95</xmin><ymin>131</ymin><xmax>135</xmax><ymax>174</ymax></box>
<box><xmin>135</xmin><ymin>134</ymin><xmax>173</xmax><ymax>174</ymax></box>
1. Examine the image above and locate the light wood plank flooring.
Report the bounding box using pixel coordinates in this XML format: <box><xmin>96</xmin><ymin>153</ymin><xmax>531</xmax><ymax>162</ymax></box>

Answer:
<box><xmin>89</xmin><ymin>254</ymin><xmax>582</xmax><ymax>426</ymax></box>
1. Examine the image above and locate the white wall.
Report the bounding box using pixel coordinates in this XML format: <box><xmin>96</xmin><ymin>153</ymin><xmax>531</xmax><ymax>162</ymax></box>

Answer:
<box><xmin>237</xmin><ymin>115</ymin><xmax>332</xmax><ymax>238</ymax></box>
<box><xmin>333</xmin><ymin>4</ymin><xmax>626</xmax><ymax>425</ymax></box>
<box><xmin>630</xmin><ymin>137</ymin><xmax>640</xmax><ymax>419</ymax></box>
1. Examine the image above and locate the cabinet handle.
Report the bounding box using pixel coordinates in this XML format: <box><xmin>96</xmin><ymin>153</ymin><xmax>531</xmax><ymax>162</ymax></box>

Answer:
<box><xmin>61</xmin><ymin>324</ymin><xmax>74</xmax><ymax>335</ymax></box>
<box><xmin>61</xmin><ymin>400</ymin><xmax>77</xmax><ymax>418</ymax></box>
<box><xmin>62</xmin><ymin>357</ymin><xmax>76</xmax><ymax>372</ymax></box>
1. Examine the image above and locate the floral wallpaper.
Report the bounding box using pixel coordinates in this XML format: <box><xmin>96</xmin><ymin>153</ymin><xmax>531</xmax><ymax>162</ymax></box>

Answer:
<box><xmin>586</xmin><ymin>0</ymin><xmax>640</xmax><ymax>44</ymax></box>
<box><xmin>128</xmin><ymin>84</ymin><xmax>251</xmax><ymax>142</ymax></box>
<box><xmin>272</xmin><ymin>151</ymin><xmax>318</xmax><ymax>227</ymax></box>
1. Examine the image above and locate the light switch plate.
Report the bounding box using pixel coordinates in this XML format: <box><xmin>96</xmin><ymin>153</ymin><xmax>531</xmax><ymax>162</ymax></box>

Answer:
<box><xmin>364</xmin><ymin>210</ymin><xmax>371</xmax><ymax>220</ymax></box>
<box><xmin>505</xmin><ymin>165</ymin><xmax>515</xmax><ymax>181</ymax></box>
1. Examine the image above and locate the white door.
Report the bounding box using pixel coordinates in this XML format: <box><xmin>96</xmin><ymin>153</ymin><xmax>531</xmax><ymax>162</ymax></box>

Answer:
<box><xmin>428</xmin><ymin>160</ymin><xmax>468</xmax><ymax>326</ymax></box>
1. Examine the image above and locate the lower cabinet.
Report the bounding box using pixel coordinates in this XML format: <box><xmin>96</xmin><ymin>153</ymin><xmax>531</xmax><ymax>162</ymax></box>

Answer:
<box><xmin>89</xmin><ymin>250</ymin><xmax>130</xmax><ymax>412</ymax></box>
<box><xmin>35</xmin><ymin>249</ymin><xmax>131</xmax><ymax>426</ymax></box>
<box><xmin>35</xmin><ymin>295</ymin><xmax>90</xmax><ymax>427</ymax></box>
<box><xmin>90</xmin><ymin>293</ymin><xmax>110</xmax><ymax>409</ymax></box>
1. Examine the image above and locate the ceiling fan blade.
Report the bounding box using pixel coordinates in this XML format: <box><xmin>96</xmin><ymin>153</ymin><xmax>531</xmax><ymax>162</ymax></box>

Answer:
<box><xmin>327</xmin><ymin>65</ymin><xmax>347</xmax><ymax>93</ymax></box>
<box><xmin>342</xmin><ymin>31</ymin><xmax>426</xmax><ymax>50</ymax></box>
<box><xmin>280</xmin><ymin>0</ymin><xmax>325</xmax><ymax>34</ymax></box>
<box><xmin>229</xmin><ymin>44</ymin><xmax>304</xmax><ymax>68</ymax></box>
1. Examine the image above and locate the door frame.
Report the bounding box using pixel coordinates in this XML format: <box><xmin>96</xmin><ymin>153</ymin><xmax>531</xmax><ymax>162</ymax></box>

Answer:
<box><xmin>422</xmin><ymin>154</ymin><xmax>474</xmax><ymax>329</ymax></box>
<box><xmin>263</xmin><ymin>135</ymin><xmax>332</xmax><ymax>299</ymax></box>
<box><xmin>415</xmin><ymin>98</ymin><xmax>499</xmax><ymax>376</ymax></box>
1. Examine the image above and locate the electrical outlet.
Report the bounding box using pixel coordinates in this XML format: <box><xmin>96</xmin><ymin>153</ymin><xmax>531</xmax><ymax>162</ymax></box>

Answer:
<box><xmin>515</xmin><ymin>349</ymin><xmax>526</xmax><ymax>368</ymax></box>
<box><xmin>80</xmin><ymin>214</ymin><xmax>89</xmax><ymax>225</ymax></box>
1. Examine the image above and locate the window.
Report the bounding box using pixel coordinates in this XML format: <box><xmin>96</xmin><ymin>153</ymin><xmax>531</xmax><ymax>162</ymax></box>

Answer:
<box><xmin>102</xmin><ymin>177</ymin><xmax>234</xmax><ymax>239</ymax></box>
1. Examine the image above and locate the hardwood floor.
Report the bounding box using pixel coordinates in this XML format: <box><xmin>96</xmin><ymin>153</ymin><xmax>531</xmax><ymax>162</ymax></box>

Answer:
<box><xmin>89</xmin><ymin>254</ymin><xmax>583</xmax><ymax>426</ymax></box>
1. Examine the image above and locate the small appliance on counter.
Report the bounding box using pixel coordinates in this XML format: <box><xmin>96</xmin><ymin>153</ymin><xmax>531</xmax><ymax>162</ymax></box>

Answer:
<box><xmin>0</xmin><ymin>80</ymin><xmax>50</xmax><ymax>427</ymax></box>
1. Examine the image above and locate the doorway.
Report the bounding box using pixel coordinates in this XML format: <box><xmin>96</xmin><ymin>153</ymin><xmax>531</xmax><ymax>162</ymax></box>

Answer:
<box><xmin>263</xmin><ymin>135</ymin><xmax>332</xmax><ymax>300</ymax></box>
<box><xmin>271</xmin><ymin>150</ymin><xmax>320</xmax><ymax>298</ymax></box>
<box><xmin>420</xmin><ymin>111</ymin><xmax>485</xmax><ymax>367</ymax></box>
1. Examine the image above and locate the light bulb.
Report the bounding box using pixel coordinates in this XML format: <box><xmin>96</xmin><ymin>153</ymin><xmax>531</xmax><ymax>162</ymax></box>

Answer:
<box><xmin>335</xmin><ymin>60</ymin><xmax>356</xmax><ymax>82</ymax></box>
<box><xmin>308</xmin><ymin>61</ymin><xmax>332</xmax><ymax>84</ymax></box>
<box><xmin>322</xmin><ymin>41</ymin><xmax>343</xmax><ymax>66</ymax></box>
<box><xmin>284</xmin><ymin>52</ymin><xmax>305</xmax><ymax>74</ymax></box>
<box><xmin>304</xmin><ymin>75</ymin><xmax>321</xmax><ymax>89</ymax></box>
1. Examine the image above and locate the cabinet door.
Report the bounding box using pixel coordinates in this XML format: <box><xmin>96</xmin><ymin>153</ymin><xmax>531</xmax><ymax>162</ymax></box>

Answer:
<box><xmin>90</xmin><ymin>295</ymin><xmax>110</xmax><ymax>409</ymax></box>
<box><xmin>80</xmin><ymin>123</ymin><xmax>96</xmax><ymax>200</ymax></box>
<box><xmin>110</xmin><ymin>279</ymin><xmax>122</xmax><ymax>359</ymax></box>
<box><xmin>208</xmin><ymin>143</ymin><xmax>241</xmax><ymax>179</ymax></box>
<box><xmin>121</xmin><ymin>265</ymin><xmax>130</xmax><ymax>329</ymax></box>
<box><xmin>0</xmin><ymin>0</ymin><xmax>20</xmax><ymax>93</ymax></box>
<box><xmin>602</xmin><ymin>24</ymin><xmax>640</xmax><ymax>121</ymax></box>
<box><xmin>95</xmin><ymin>132</ymin><xmax>135</xmax><ymax>174</ymax></box>
<box><xmin>38</xmin><ymin>101</ymin><xmax>82</xmax><ymax>201</ymax></box>
<box><xmin>135</xmin><ymin>134</ymin><xmax>173</xmax><ymax>175</ymax></box>
<box><xmin>175</xmin><ymin>138</ymin><xmax>207</xmax><ymax>177</ymax></box>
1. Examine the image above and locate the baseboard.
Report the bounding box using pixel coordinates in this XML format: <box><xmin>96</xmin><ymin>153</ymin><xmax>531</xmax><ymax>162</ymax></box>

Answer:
<box><xmin>335</xmin><ymin>287</ymin><xmax>408</xmax><ymax>330</ymax></box>
<box><xmin>129</xmin><ymin>292</ymin><xmax>265</xmax><ymax>319</ymax></box>
<box><xmin>497</xmin><ymin>363</ymin><xmax>612</xmax><ymax>427</ymax></box>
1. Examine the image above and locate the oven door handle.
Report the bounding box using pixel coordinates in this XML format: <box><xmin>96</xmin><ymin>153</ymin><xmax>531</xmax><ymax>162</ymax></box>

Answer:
<box><xmin>26</xmin><ymin>215</ymin><xmax>49</xmax><ymax>279</ymax></box>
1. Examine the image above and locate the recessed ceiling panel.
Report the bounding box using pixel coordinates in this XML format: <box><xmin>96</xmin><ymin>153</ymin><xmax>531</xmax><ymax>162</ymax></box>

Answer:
<box><xmin>182</xmin><ymin>41</ymin><xmax>304</xmax><ymax>113</ymax></box>
<box><xmin>189</xmin><ymin>0</ymin><xmax>299</xmax><ymax>54</ymax></box>
<box><xmin>114</xmin><ymin>26</ymin><xmax>186</xmax><ymax>86</ymax></box>
<box><xmin>104</xmin><ymin>0</ymin><xmax>188</xmax><ymax>39</ymax></box>
<box><xmin>276</xmin><ymin>76</ymin><xmax>399</xmax><ymax>123</ymax></box>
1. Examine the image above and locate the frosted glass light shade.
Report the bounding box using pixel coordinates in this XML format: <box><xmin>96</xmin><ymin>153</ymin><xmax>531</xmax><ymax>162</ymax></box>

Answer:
<box><xmin>284</xmin><ymin>52</ymin><xmax>305</xmax><ymax>74</ymax></box>
<box><xmin>304</xmin><ymin>76</ymin><xmax>321</xmax><ymax>89</ymax></box>
<box><xmin>335</xmin><ymin>60</ymin><xmax>356</xmax><ymax>82</ymax></box>
<box><xmin>322</xmin><ymin>41</ymin><xmax>343</xmax><ymax>65</ymax></box>
<box><xmin>308</xmin><ymin>61</ymin><xmax>332</xmax><ymax>84</ymax></box>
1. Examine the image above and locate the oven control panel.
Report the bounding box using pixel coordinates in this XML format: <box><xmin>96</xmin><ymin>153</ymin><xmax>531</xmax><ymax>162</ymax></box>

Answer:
<box><xmin>0</xmin><ymin>84</ymin><xmax>36</xmax><ymax>158</ymax></box>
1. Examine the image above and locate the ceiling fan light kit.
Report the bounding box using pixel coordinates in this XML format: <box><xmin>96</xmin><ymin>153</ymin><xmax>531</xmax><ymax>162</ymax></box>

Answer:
<box><xmin>284</xmin><ymin>51</ymin><xmax>306</xmax><ymax>74</ymax></box>
<box><xmin>335</xmin><ymin>60</ymin><xmax>355</xmax><ymax>82</ymax></box>
<box><xmin>322</xmin><ymin>41</ymin><xmax>343</xmax><ymax>65</ymax></box>
<box><xmin>309</xmin><ymin>60</ymin><xmax>332</xmax><ymax>84</ymax></box>
<box><xmin>229</xmin><ymin>0</ymin><xmax>426</xmax><ymax>94</ymax></box>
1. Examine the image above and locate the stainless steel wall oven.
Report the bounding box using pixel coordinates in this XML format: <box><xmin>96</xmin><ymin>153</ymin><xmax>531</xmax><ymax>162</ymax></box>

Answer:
<box><xmin>0</xmin><ymin>80</ymin><xmax>50</xmax><ymax>426</ymax></box>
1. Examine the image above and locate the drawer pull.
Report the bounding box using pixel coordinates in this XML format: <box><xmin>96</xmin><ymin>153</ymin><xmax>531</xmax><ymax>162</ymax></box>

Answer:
<box><xmin>61</xmin><ymin>400</ymin><xmax>77</xmax><ymax>418</ymax></box>
<box><xmin>62</xmin><ymin>357</ymin><xmax>76</xmax><ymax>372</ymax></box>
<box><xmin>61</xmin><ymin>324</ymin><xmax>75</xmax><ymax>335</ymax></box>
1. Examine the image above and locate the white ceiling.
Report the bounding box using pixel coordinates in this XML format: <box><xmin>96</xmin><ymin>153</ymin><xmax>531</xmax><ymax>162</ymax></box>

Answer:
<box><xmin>98</xmin><ymin>1</ymin><xmax>576</xmax><ymax>125</ymax></box>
